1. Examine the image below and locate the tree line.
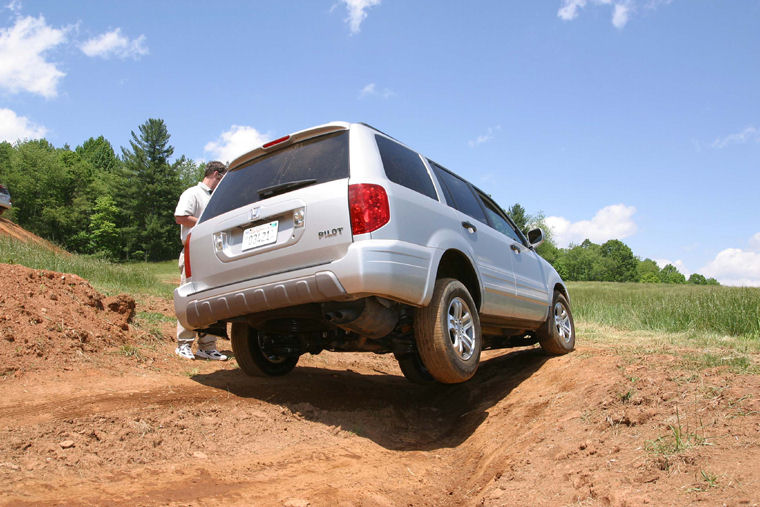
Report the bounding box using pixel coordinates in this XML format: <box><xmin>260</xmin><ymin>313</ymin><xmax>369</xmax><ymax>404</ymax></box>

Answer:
<box><xmin>0</xmin><ymin>118</ymin><xmax>717</xmax><ymax>284</ymax></box>
<box><xmin>507</xmin><ymin>204</ymin><xmax>718</xmax><ymax>285</ymax></box>
<box><xmin>0</xmin><ymin>118</ymin><xmax>203</xmax><ymax>261</ymax></box>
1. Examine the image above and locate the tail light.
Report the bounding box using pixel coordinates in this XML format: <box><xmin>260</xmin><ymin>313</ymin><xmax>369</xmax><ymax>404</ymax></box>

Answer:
<box><xmin>348</xmin><ymin>184</ymin><xmax>390</xmax><ymax>235</ymax></box>
<box><xmin>184</xmin><ymin>233</ymin><xmax>192</xmax><ymax>279</ymax></box>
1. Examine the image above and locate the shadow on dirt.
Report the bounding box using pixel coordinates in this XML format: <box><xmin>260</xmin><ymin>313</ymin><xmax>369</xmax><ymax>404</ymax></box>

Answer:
<box><xmin>191</xmin><ymin>348</ymin><xmax>550</xmax><ymax>451</ymax></box>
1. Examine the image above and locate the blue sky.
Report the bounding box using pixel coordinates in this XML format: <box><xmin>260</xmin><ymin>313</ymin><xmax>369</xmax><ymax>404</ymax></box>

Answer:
<box><xmin>1</xmin><ymin>0</ymin><xmax>759</xmax><ymax>285</ymax></box>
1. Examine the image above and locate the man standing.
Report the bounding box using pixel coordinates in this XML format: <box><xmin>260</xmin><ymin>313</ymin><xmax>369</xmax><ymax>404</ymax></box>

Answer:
<box><xmin>174</xmin><ymin>161</ymin><xmax>228</xmax><ymax>360</ymax></box>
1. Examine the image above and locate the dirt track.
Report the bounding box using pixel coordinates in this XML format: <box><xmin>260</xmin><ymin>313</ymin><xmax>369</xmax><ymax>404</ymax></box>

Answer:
<box><xmin>1</xmin><ymin>246</ymin><xmax>759</xmax><ymax>505</ymax></box>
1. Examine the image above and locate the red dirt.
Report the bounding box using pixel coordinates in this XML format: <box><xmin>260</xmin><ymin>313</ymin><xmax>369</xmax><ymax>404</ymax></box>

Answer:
<box><xmin>0</xmin><ymin>218</ymin><xmax>67</xmax><ymax>254</ymax></box>
<box><xmin>1</xmin><ymin>249</ymin><xmax>759</xmax><ymax>505</ymax></box>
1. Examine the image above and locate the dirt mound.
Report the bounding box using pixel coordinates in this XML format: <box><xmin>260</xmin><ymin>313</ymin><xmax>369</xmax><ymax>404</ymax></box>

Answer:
<box><xmin>0</xmin><ymin>218</ymin><xmax>67</xmax><ymax>254</ymax></box>
<box><xmin>0</xmin><ymin>263</ymin><xmax>137</xmax><ymax>375</ymax></box>
<box><xmin>0</xmin><ymin>258</ymin><xmax>758</xmax><ymax>505</ymax></box>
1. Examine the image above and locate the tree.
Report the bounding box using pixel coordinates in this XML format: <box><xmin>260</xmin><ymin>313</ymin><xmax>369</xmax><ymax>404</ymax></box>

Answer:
<box><xmin>175</xmin><ymin>156</ymin><xmax>203</xmax><ymax>189</ymax></box>
<box><xmin>88</xmin><ymin>195</ymin><xmax>120</xmax><ymax>259</ymax></box>
<box><xmin>688</xmin><ymin>273</ymin><xmax>707</xmax><ymax>285</ymax></box>
<box><xmin>121</xmin><ymin>118</ymin><xmax>182</xmax><ymax>261</ymax></box>
<box><xmin>659</xmin><ymin>264</ymin><xmax>686</xmax><ymax>284</ymax></box>
<box><xmin>77</xmin><ymin>136</ymin><xmax>119</xmax><ymax>173</ymax></box>
<box><xmin>640</xmin><ymin>272</ymin><xmax>660</xmax><ymax>283</ymax></box>
<box><xmin>637</xmin><ymin>258</ymin><xmax>660</xmax><ymax>282</ymax></box>
<box><xmin>507</xmin><ymin>203</ymin><xmax>529</xmax><ymax>232</ymax></box>
<box><xmin>600</xmin><ymin>239</ymin><xmax>637</xmax><ymax>282</ymax></box>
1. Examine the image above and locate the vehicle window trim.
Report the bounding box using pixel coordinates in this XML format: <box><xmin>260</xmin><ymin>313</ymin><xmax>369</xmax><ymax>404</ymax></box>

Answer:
<box><xmin>473</xmin><ymin>187</ymin><xmax>530</xmax><ymax>246</ymax></box>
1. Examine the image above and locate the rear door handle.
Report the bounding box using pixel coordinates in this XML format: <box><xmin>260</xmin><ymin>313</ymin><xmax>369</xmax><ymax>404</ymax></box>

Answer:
<box><xmin>461</xmin><ymin>221</ymin><xmax>477</xmax><ymax>233</ymax></box>
<box><xmin>510</xmin><ymin>244</ymin><xmax>521</xmax><ymax>254</ymax></box>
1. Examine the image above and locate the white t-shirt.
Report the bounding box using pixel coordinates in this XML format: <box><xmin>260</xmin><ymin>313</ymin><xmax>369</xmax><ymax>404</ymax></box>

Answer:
<box><xmin>175</xmin><ymin>181</ymin><xmax>213</xmax><ymax>244</ymax></box>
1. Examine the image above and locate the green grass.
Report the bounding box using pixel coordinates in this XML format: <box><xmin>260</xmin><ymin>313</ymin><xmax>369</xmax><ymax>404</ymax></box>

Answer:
<box><xmin>0</xmin><ymin>234</ymin><xmax>176</xmax><ymax>298</ymax></box>
<box><xmin>568</xmin><ymin>282</ymin><xmax>760</xmax><ymax>339</ymax></box>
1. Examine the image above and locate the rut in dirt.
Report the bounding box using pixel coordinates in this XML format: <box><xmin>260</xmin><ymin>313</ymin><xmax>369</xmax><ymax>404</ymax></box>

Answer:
<box><xmin>188</xmin><ymin>347</ymin><xmax>549</xmax><ymax>451</ymax></box>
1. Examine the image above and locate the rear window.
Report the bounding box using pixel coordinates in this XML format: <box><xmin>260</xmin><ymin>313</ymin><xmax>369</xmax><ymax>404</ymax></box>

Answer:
<box><xmin>375</xmin><ymin>135</ymin><xmax>437</xmax><ymax>200</ymax></box>
<box><xmin>201</xmin><ymin>131</ymin><xmax>349</xmax><ymax>222</ymax></box>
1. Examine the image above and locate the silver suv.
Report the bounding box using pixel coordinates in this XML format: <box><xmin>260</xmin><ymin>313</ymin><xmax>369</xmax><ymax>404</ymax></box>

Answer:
<box><xmin>174</xmin><ymin>122</ymin><xmax>575</xmax><ymax>384</ymax></box>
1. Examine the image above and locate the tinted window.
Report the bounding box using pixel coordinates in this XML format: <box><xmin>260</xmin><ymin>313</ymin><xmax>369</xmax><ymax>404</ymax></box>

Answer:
<box><xmin>430</xmin><ymin>163</ymin><xmax>487</xmax><ymax>223</ymax></box>
<box><xmin>202</xmin><ymin>131</ymin><xmax>349</xmax><ymax>222</ymax></box>
<box><xmin>375</xmin><ymin>135</ymin><xmax>437</xmax><ymax>200</ymax></box>
<box><xmin>477</xmin><ymin>192</ymin><xmax>523</xmax><ymax>243</ymax></box>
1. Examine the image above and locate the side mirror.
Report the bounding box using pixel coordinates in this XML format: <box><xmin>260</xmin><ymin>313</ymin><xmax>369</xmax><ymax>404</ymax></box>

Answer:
<box><xmin>527</xmin><ymin>227</ymin><xmax>544</xmax><ymax>248</ymax></box>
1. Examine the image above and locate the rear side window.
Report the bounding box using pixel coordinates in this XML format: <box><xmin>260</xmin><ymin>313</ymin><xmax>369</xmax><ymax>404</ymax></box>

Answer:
<box><xmin>429</xmin><ymin>162</ymin><xmax>488</xmax><ymax>223</ymax></box>
<box><xmin>375</xmin><ymin>135</ymin><xmax>437</xmax><ymax>200</ymax></box>
<box><xmin>201</xmin><ymin>131</ymin><xmax>349</xmax><ymax>222</ymax></box>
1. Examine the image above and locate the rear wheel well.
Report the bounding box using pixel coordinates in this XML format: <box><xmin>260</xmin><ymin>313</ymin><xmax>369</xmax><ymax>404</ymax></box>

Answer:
<box><xmin>436</xmin><ymin>250</ymin><xmax>481</xmax><ymax>309</ymax></box>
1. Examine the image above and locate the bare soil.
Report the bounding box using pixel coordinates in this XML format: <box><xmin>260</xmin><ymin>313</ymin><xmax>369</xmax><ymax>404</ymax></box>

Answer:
<box><xmin>1</xmin><ymin>254</ymin><xmax>759</xmax><ymax>505</ymax></box>
<box><xmin>0</xmin><ymin>218</ymin><xmax>67</xmax><ymax>254</ymax></box>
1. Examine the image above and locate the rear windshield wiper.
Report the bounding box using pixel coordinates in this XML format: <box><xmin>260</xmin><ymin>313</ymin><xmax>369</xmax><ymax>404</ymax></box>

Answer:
<box><xmin>257</xmin><ymin>179</ymin><xmax>317</xmax><ymax>199</ymax></box>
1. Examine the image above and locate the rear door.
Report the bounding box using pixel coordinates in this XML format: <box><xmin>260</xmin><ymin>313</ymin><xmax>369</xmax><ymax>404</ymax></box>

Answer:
<box><xmin>188</xmin><ymin>130</ymin><xmax>353</xmax><ymax>290</ymax></box>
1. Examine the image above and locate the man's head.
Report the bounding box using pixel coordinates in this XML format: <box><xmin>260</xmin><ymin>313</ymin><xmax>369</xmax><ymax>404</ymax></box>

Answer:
<box><xmin>203</xmin><ymin>161</ymin><xmax>227</xmax><ymax>190</ymax></box>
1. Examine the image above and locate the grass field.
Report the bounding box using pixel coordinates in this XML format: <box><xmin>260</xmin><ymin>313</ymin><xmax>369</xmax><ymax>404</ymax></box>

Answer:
<box><xmin>568</xmin><ymin>281</ymin><xmax>760</xmax><ymax>340</ymax></box>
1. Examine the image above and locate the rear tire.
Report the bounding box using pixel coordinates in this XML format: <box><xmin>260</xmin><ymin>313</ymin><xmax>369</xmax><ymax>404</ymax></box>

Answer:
<box><xmin>414</xmin><ymin>278</ymin><xmax>481</xmax><ymax>384</ymax></box>
<box><xmin>537</xmin><ymin>291</ymin><xmax>575</xmax><ymax>355</ymax></box>
<box><xmin>394</xmin><ymin>350</ymin><xmax>435</xmax><ymax>384</ymax></box>
<box><xmin>230</xmin><ymin>322</ymin><xmax>299</xmax><ymax>377</ymax></box>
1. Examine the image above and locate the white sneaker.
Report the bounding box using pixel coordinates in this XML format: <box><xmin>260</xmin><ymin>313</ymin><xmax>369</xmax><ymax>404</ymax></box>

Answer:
<box><xmin>195</xmin><ymin>349</ymin><xmax>228</xmax><ymax>361</ymax></box>
<box><xmin>175</xmin><ymin>344</ymin><xmax>195</xmax><ymax>360</ymax></box>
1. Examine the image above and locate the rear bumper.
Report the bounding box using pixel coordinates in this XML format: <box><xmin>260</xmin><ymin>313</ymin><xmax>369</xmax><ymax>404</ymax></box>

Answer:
<box><xmin>174</xmin><ymin>240</ymin><xmax>436</xmax><ymax>330</ymax></box>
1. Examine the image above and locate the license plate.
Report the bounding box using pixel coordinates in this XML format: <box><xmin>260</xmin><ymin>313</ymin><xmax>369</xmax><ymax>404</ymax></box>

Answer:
<box><xmin>241</xmin><ymin>221</ymin><xmax>278</xmax><ymax>251</ymax></box>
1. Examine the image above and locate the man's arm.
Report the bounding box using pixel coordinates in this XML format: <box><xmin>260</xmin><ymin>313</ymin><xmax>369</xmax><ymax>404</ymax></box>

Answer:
<box><xmin>175</xmin><ymin>215</ymin><xmax>198</xmax><ymax>227</ymax></box>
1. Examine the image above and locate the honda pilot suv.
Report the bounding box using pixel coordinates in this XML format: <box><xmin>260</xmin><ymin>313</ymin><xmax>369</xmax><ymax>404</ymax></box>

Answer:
<box><xmin>174</xmin><ymin>122</ymin><xmax>575</xmax><ymax>384</ymax></box>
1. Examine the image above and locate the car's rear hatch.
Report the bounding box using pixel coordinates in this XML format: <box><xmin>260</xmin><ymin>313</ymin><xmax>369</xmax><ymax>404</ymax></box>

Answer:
<box><xmin>186</xmin><ymin>125</ymin><xmax>353</xmax><ymax>293</ymax></box>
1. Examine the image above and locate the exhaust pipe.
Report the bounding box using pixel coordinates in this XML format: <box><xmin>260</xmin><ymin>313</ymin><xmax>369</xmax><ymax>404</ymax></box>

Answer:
<box><xmin>323</xmin><ymin>298</ymin><xmax>398</xmax><ymax>339</ymax></box>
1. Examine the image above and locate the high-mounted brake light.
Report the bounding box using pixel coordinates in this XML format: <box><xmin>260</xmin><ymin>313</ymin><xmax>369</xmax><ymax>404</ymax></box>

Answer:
<box><xmin>183</xmin><ymin>233</ymin><xmax>192</xmax><ymax>279</ymax></box>
<box><xmin>262</xmin><ymin>135</ymin><xmax>291</xmax><ymax>149</ymax></box>
<box><xmin>348</xmin><ymin>184</ymin><xmax>390</xmax><ymax>235</ymax></box>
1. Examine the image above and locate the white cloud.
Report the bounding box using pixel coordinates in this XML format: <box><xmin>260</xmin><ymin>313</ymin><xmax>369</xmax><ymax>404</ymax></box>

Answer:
<box><xmin>612</xmin><ymin>3</ymin><xmax>631</xmax><ymax>28</ymax></box>
<box><xmin>341</xmin><ymin>0</ymin><xmax>381</xmax><ymax>34</ymax></box>
<box><xmin>749</xmin><ymin>232</ymin><xmax>760</xmax><ymax>252</ymax></box>
<box><xmin>700</xmin><ymin>248</ymin><xmax>760</xmax><ymax>287</ymax></box>
<box><xmin>557</xmin><ymin>0</ymin><xmax>644</xmax><ymax>29</ymax></box>
<box><xmin>359</xmin><ymin>82</ymin><xmax>394</xmax><ymax>99</ymax></box>
<box><xmin>0</xmin><ymin>108</ymin><xmax>47</xmax><ymax>142</ymax></box>
<box><xmin>711</xmin><ymin>126</ymin><xmax>760</xmax><ymax>149</ymax></box>
<box><xmin>468</xmin><ymin>125</ymin><xmax>501</xmax><ymax>148</ymax></box>
<box><xmin>545</xmin><ymin>204</ymin><xmax>638</xmax><ymax>247</ymax></box>
<box><xmin>204</xmin><ymin>125</ymin><xmax>270</xmax><ymax>164</ymax></box>
<box><xmin>654</xmin><ymin>258</ymin><xmax>691</xmax><ymax>278</ymax></box>
<box><xmin>0</xmin><ymin>14</ymin><xmax>68</xmax><ymax>98</ymax></box>
<box><xmin>6</xmin><ymin>1</ymin><xmax>22</xmax><ymax>14</ymax></box>
<box><xmin>80</xmin><ymin>28</ymin><xmax>148</xmax><ymax>60</ymax></box>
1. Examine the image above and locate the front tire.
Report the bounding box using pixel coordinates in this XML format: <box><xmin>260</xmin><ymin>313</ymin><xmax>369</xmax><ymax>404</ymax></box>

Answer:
<box><xmin>230</xmin><ymin>322</ymin><xmax>299</xmax><ymax>377</ymax></box>
<box><xmin>537</xmin><ymin>291</ymin><xmax>575</xmax><ymax>355</ymax></box>
<box><xmin>414</xmin><ymin>278</ymin><xmax>481</xmax><ymax>384</ymax></box>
